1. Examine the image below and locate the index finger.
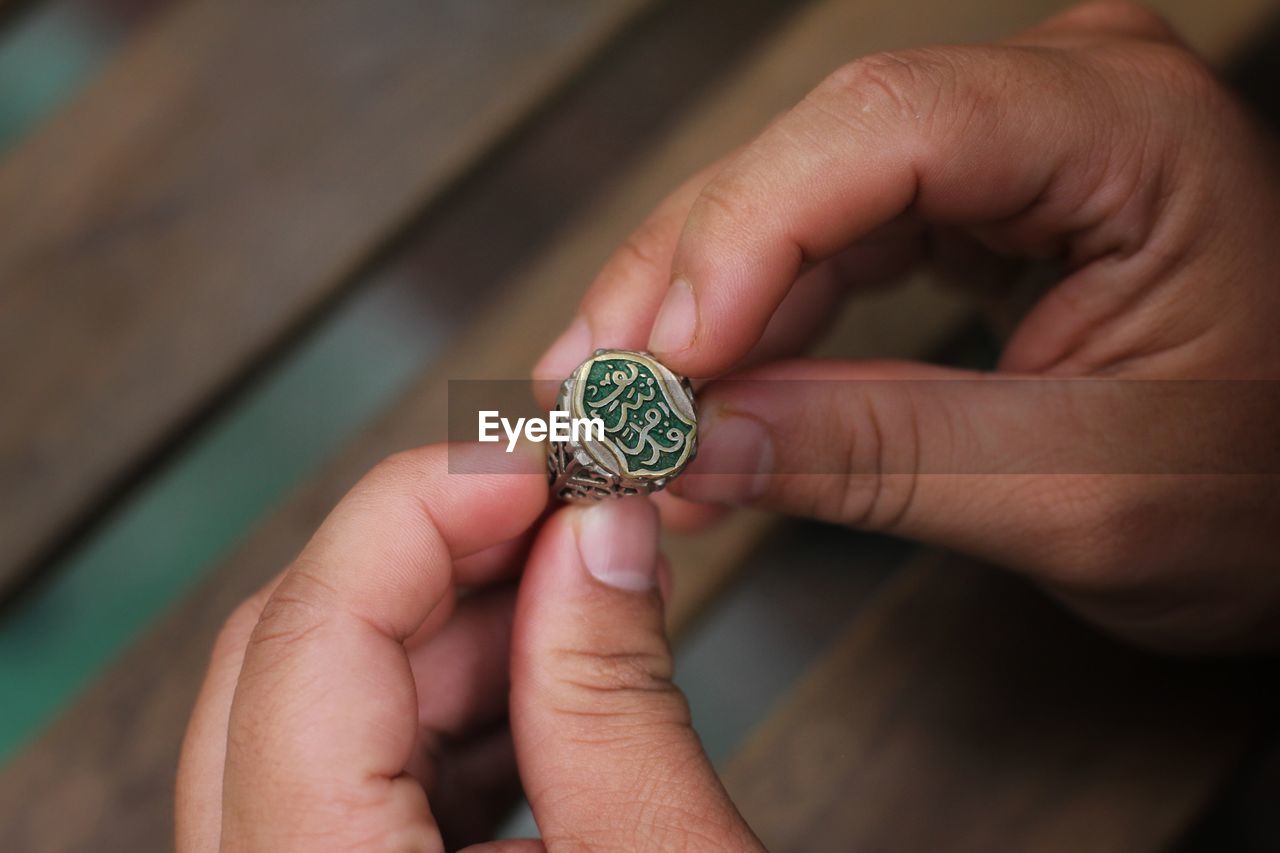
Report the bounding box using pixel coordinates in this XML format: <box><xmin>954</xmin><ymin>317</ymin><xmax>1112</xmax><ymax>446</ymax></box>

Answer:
<box><xmin>219</xmin><ymin>442</ymin><xmax>546</xmax><ymax>851</ymax></box>
<box><xmin>647</xmin><ymin>32</ymin><xmax>1194</xmax><ymax>376</ymax></box>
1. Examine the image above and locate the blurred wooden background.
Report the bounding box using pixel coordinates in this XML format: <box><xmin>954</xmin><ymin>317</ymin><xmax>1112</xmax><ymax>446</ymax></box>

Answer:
<box><xmin>0</xmin><ymin>0</ymin><xmax>1277</xmax><ymax>850</ymax></box>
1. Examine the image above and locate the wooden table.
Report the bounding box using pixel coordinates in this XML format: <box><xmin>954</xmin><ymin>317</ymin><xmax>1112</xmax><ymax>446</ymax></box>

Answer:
<box><xmin>0</xmin><ymin>0</ymin><xmax>1274</xmax><ymax>849</ymax></box>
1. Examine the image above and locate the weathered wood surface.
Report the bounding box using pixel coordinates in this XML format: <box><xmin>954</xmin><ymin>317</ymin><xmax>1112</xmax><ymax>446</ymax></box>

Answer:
<box><xmin>0</xmin><ymin>0</ymin><xmax>969</xmax><ymax>844</ymax></box>
<box><xmin>0</xmin><ymin>0</ymin><xmax>832</xmax><ymax>848</ymax></box>
<box><xmin>0</xmin><ymin>0</ymin><xmax>651</xmax><ymax>599</ymax></box>
<box><xmin>724</xmin><ymin>555</ymin><xmax>1257</xmax><ymax>853</ymax></box>
<box><xmin>3</xmin><ymin>0</ymin><xmax>1266</xmax><ymax>605</ymax></box>
<box><xmin>1</xmin><ymin>0</ymin><xmax>1275</xmax><ymax>849</ymax></box>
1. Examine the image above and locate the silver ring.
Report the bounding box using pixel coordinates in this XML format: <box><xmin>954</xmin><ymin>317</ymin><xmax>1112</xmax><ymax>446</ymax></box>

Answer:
<box><xmin>548</xmin><ymin>349</ymin><xmax>698</xmax><ymax>501</ymax></box>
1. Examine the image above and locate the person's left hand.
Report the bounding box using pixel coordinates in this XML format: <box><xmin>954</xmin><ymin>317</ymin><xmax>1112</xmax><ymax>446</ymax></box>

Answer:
<box><xmin>176</xmin><ymin>442</ymin><xmax>760</xmax><ymax>852</ymax></box>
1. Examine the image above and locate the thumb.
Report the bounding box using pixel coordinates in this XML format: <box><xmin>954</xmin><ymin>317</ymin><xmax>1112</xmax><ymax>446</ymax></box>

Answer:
<box><xmin>510</xmin><ymin>498</ymin><xmax>761</xmax><ymax>851</ymax></box>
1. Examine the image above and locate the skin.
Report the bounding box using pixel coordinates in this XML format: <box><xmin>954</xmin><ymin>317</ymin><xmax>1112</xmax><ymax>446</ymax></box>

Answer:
<box><xmin>535</xmin><ymin>0</ymin><xmax>1280</xmax><ymax>651</ymax></box>
<box><xmin>182</xmin><ymin>3</ymin><xmax>1280</xmax><ymax>850</ymax></box>
<box><xmin>177</xmin><ymin>443</ymin><xmax>761</xmax><ymax>851</ymax></box>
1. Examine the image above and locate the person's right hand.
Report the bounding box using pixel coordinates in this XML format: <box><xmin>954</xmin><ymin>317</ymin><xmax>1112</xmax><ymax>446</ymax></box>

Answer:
<box><xmin>533</xmin><ymin>1</ymin><xmax>1280</xmax><ymax>652</ymax></box>
<box><xmin>177</xmin><ymin>443</ymin><xmax>760</xmax><ymax>851</ymax></box>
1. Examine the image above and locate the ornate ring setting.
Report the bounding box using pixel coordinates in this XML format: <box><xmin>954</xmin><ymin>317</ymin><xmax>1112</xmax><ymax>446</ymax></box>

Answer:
<box><xmin>547</xmin><ymin>349</ymin><xmax>697</xmax><ymax>501</ymax></box>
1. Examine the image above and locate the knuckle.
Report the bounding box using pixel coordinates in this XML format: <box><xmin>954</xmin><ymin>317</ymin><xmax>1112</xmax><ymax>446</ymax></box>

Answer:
<box><xmin>1059</xmin><ymin>0</ymin><xmax>1175</xmax><ymax>39</ymax></box>
<box><xmin>613</xmin><ymin>219</ymin><xmax>669</xmax><ymax>279</ymax></box>
<box><xmin>813</xmin><ymin>49</ymin><xmax>953</xmax><ymax>126</ymax></box>
<box><xmin>1026</xmin><ymin>477</ymin><xmax>1148</xmax><ymax>585</ymax></box>
<box><xmin>559</xmin><ymin>645</ymin><xmax>673</xmax><ymax>693</ymax></box>
<box><xmin>688</xmin><ymin>167</ymin><xmax>761</xmax><ymax>232</ymax></box>
<box><xmin>212</xmin><ymin>592</ymin><xmax>270</xmax><ymax>662</ymax></box>
<box><xmin>831</xmin><ymin>390</ymin><xmax>924</xmax><ymax>534</ymax></box>
<box><xmin>549</xmin><ymin>644</ymin><xmax>689</xmax><ymax>725</ymax></box>
<box><xmin>246</xmin><ymin>567</ymin><xmax>336</xmax><ymax>653</ymax></box>
<box><xmin>1149</xmin><ymin>46</ymin><xmax>1222</xmax><ymax>106</ymax></box>
<box><xmin>1103</xmin><ymin>37</ymin><xmax>1214</xmax><ymax>93</ymax></box>
<box><xmin>358</xmin><ymin>450</ymin><xmax>440</xmax><ymax>521</ymax></box>
<box><xmin>1098</xmin><ymin>40</ymin><xmax>1224</xmax><ymax>118</ymax></box>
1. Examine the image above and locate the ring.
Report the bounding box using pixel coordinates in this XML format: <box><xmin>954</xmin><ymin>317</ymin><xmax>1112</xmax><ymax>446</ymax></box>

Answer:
<box><xmin>548</xmin><ymin>349</ymin><xmax>698</xmax><ymax>501</ymax></box>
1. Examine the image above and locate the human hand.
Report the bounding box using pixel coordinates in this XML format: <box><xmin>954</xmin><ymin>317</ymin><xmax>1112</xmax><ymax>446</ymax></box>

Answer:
<box><xmin>533</xmin><ymin>1</ymin><xmax>1280</xmax><ymax>651</ymax></box>
<box><xmin>176</xmin><ymin>443</ymin><xmax>759</xmax><ymax>852</ymax></box>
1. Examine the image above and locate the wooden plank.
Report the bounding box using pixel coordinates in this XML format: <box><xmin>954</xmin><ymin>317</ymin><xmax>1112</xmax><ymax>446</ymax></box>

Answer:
<box><xmin>723</xmin><ymin>555</ymin><xmax>1257</xmax><ymax>853</ymax></box>
<box><xmin>0</xmin><ymin>0</ymin><xmax>651</xmax><ymax>598</ymax></box>
<box><xmin>0</xmin><ymin>0</ymin><xmax>1271</xmax><ymax>849</ymax></box>
<box><xmin>0</xmin><ymin>0</ymin><xmax>839</xmax><ymax>848</ymax></box>
<box><xmin>0</xmin><ymin>0</ymin><xmax>967</xmax><ymax>843</ymax></box>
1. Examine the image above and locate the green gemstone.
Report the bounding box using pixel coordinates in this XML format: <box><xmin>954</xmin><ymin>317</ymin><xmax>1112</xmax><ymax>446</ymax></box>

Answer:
<box><xmin>581</xmin><ymin>356</ymin><xmax>694</xmax><ymax>477</ymax></box>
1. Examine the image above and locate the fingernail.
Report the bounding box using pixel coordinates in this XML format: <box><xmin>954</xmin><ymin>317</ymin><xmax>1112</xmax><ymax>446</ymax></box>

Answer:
<box><xmin>534</xmin><ymin>316</ymin><xmax>591</xmax><ymax>381</ymax></box>
<box><xmin>577</xmin><ymin>498</ymin><xmax>659</xmax><ymax>591</ymax></box>
<box><xmin>648</xmin><ymin>278</ymin><xmax>697</xmax><ymax>355</ymax></box>
<box><xmin>673</xmin><ymin>409</ymin><xmax>773</xmax><ymax>503</ymax></box>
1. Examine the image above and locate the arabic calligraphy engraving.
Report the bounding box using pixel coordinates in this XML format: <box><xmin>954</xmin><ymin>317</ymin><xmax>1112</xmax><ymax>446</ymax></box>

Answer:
<box><xmin>581</xmin><ymin>356</ymin><xmax>694</xmax><ymax>476</ymax></box>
